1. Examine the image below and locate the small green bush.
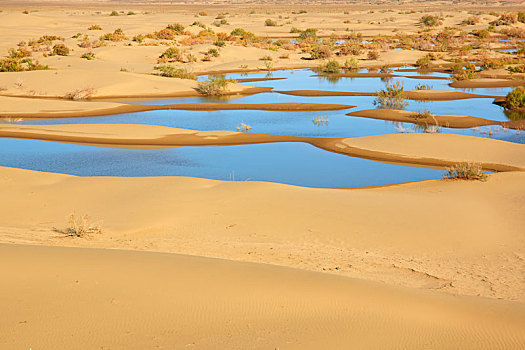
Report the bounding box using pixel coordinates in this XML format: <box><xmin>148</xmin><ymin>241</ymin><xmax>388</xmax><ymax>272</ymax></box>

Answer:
<box><xmin>319</xmin><ymin>60</ymin><xmax>341</xmax><ymax>74</ymax></box>
<box><xmin>299</xmin><ymin>28</ymin><xmax>317</xmax><ymax>40</ymax></box>
<box><xmin>504</xmin><ymin>86</ymin><xmax>525</xmax><ymax>110</ymax></box>
<box><xmin>81</xmin><ymin>52</ymin><xmax>95</xmax><ymax>60</ymax></box>
<box><xmin>374</xmin><ymin>81</ymin><xmax>407</xmax><ymax>109</ymax></box>
<box><xmin>196</xmin><ymin>76</ymin><xmax>232</xmax><ymax>96</ymax></box>
<box><xmin>344</xmin><ymin>58</ymin><xmax>359</xmax><ymax>71</ymax></box>
<box><xmin>100</xmin><ymin>28</ymin><xmax>127</xmax><ymax>41</ymax></box>
<box><xmin>109</xmin><ymin>10</ymin><xmax>119</xmax><ymax>16</ymax></box>
<box><xmin>154</xmin><ymin>65</ymin><xmax>196</xmax><ymax>79</ymax></box>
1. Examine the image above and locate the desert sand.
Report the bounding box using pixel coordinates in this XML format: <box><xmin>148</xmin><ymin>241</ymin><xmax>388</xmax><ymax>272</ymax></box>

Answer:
<box><xmin>1</xmin><ymin>1</ymin><xmax>525</xmax><ymax>349</ymax></box>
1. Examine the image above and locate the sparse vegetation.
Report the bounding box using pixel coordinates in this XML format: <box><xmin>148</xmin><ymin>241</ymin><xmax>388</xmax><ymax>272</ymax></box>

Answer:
<box><xmin>64</xmin><ymin>87</ymin><xmax>95</xmax><ymax>100</ymax></box>
<box><xmin>443</xmin><ymin>163</ymin><xmax>487</xmax><ymax>181</ymax></box>
<box><xmin>110</xmin><ymin>10</ymin><xmax>119</xmax><ymax>16</ymax></box>
<box><xmin>80</xmin><ymin>52</ymin><xmax>95</xmax><ymax>60</ymax></box>
<box><xmin>100</xmin><ymin>28</ymin><xmax>127</xmax><ymax>42</ymax></box>
<box><xmin>88</xmin><ymin>24</ymin><xmax>102</xmax><ymax>30</ymax></box>
<box><xmin>265</xmin><ymin>19</ymin><xmax>277</xmax><ymax>26</ymax></box>
<box><xmin>236</xmin><ymin>121</ymin><xmax>252</xmax><ymax>132</ymax></box>
<box><xmin>52</xmin><ymin>43</ymin><xmax>69</xmax><ymax>56</ymax></box>
<box><xmin>54</xmin><ymin>213</ymin><xmax>102</xmax><ymax>237</ymax></box>
<box><xmin>319</xmin><ymin>59</ymin><xmax>341</xmax><ymax>74</ymax></box>
<box><xmin>196</xmin><ymin>75</ymin><xmax>233</xmax><ymax>96</ymax></box>
<box><xmin>154</xmin><ymin>65</ymin><xmax>196</xmax><ymax>79</ymax></box>
<box><xmin>420</xmin><ymin>15</ymin><xmax>442</xmax><ymax>27</ymax></box>
<box><xmin>415</xmin><ymin>83</ymin><xmax>433</xmax><ymax>90</ymax></box>
<box><xmin>374</xmin><ymin>81</ymin><xmax>407</xmax><ymax>109</ymax></box>
<box><xmin>344</xmin><ymin>58</ymin><xmax>359</xmax><ymax>71</ymax></box>
<box><xmin>503</xmin><ymin>86</ymin><xmax>525</xmax><ymax>110</ymax></box>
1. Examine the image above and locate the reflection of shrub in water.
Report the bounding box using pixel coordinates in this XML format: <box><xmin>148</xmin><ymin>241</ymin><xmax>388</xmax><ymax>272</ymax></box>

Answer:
<box><xmin>504</xmin><ymin>109</ymin><xmax>525</xmax><ymax>121</ymax></box>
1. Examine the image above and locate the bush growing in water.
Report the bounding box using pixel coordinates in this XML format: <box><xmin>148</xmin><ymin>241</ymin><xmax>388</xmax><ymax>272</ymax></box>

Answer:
<box><xmin>344</xmin><ymin>58</ymin><xmax>359</xmax><ymax>71</ymax></box>
<box><xmin>374</xmin><ymin>81</ymin><xmax>408</xmax><ymax>109</ymax></box>
<box><xmin>319</xmin><ymin>60</ymin><xmax>341</xmax><ymax>74</ymax></box>
<box><xmin>415</xmin><ymin>54</ymin><xmax>432</xmax><ymax>68</ymax></box>
<box><xmin>443</xmin><ymin>163</ymin><xmax>487</xmax><ymax>181</ymax></box>
<box><xmin>503</xmin><ymin>86</ymin><xmax>525</xmax><ymax>110</ymax></box>
<box><xmin>196</xmin><ymin>75</ymin><xmax>234</xmax><ymax>96</ymax></box>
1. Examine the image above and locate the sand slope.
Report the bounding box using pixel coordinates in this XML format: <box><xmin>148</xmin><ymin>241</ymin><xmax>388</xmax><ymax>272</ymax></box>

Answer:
<box><xmin>1</xmin><ymin>243</ymin><xmax>524</xmax><ymax>350</ymax></box>
<box><xmin>0</xmin><ymin>167</ymin><xmax>524</xmax><ymax>301</ymax></box>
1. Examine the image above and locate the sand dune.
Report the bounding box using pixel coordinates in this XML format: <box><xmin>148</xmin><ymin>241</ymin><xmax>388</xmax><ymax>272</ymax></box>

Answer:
<box><xmin>0</xmin><ymin>167</ymin><xmax>524</xmax><ymax>302</ymax></box>
<box><xmin>1</xmin><ymin>243</ymin><xmax>525</xmax><ymax>349</ymax></box>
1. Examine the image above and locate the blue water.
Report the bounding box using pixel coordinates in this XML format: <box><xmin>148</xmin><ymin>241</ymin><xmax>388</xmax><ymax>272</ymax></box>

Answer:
<box><xmin>0</xmin><ymin>139</ymin><xmax>444</xmax><ymax>188</ymax></box>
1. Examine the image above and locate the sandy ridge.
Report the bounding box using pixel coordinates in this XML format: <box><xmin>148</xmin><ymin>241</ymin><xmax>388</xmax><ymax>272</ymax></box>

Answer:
<box><xmin>1</xmin><ymin>123</ymin><xmax>524</xmax><ymax>171</ymax></box>
<box><xmin>346</xmin><ymin>108</ymin><xmax>523</xmax><ymax>129</ymax></box>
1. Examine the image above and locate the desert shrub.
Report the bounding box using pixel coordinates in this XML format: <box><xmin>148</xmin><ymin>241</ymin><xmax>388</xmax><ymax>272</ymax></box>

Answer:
<box><xmin>504</xmin><ymin>86</ymin><xmax>525</xmax><ymax>110</ymax></box>
<box><xmin>207</xmin><ymin>48</ymin><xmax>219</xmax><ymax>57</ymax></box>
<box><xmin>265</xmin><ymin>19</ymin><xmax>277</xmax><ymax>26</ymax></box>
<box><xmin>64</xmin><ymin>87</ymin><xmax>95</xmax><ymax>100</ymax></box>
<box><xmin>339</xmin><ymin>43</ymin><xmax>363</xmax><ymax>56</ymax></box>
<box><xmin>132</xmin><ymin>34</ymin><xmax>144</xmax><ymax>43</ymax></box>
<box><xmin>453</xmin><ymin>70</ymin><xmax>478</xmax><ymax>80</ymax></box>
<box><xmin>214</xmin><ymin>40</ymin><xmax>226</xmax><ymax>47</ymax></box>
<box><xmin>508</xmin><ymin>64</ymin><xmax>525</xmax><ymax>74</ymax></box>
<box><xmin>319</xmin><ymin>59</ymin><xmax>341</xmax><ymax>74</ymax></box>
<box><xmin>475</xmin><ymin>29</ymin><xmax>490</xmax><ymax>39</ymax></box>
<box><xmin>156</xmin><ymin>28</ymin><xmax>175</xmax><ymax>40</ymax></box>
<box><xmin>519</xmin><ymin>12</ymin><xmax>525</xmax><ymax>23</ymax></box>
<box><xmin>100</xmin><ymin>28</ymin><xmax>127</xmax><ymax>41</ymax></box>
<box><xmin>415</xmin><ymin>54</ymin><xmax>432</xmax><ymax>68</ymax></box>
<box><xmin>88</xmin><ymin>24</ymin><xmax>102</xmax><ymax>30</ymax></box>
<box><xmin>8</xmin><ymin>47</ymin><xmax>31</xmax><ymax>59</ymax></box>
<box><xmin>55</xmin><ymin>213</ymin><xmax>102</xmax><ymax>237</ymax></box>
<box><xmin>290</xmin><ymin>27</ymin><xmax>302</xmax><ymax>33</ymax></box>
<box><xmin>158</xmin><ymin>47</ymin><xmax>183</xmax><ymax>62</ymax></box>
<box><xmin>198</xmin><ymin>11</ymin><xmax>208</xmax><ymax>16</ymax></box>
<box><xmin>196</xmin><ymin>75</ymin><xmax>232</xmax><ymax>96</ymax></box>
<box><xmin>500</xmin><ymin>27</ymin><xmax>525</xmax><ymax>39</ymax></box>
<box><xmin>80</xmin><ymin>52</ymin><xmax>95</xmax><ymax>60</ymax></box>
<box><xmin>443</xmin><ymin>163</ymin><xmax>487</xmax><ymax>181</ymax></box>
<box><xmin>374</xmin><ymin>81</ymin><xmax>407</xmax><ymax>109</ymax></box>
<box><xmin>0</xmin><ymin>57</ymin><xmax>23</xmax><ymax>72</ymax></box>
<box><xmin>231</xmin><ymin>28</ymin><xmax>248</xmax><ymax>36</ymax></box>
<box><xmin>461</xmin><ymin>17</ymin><xmax>479</xmax><ymax>25</ymax></box>
<box><xmin>52</xmin><ymin>43</ymin><xmax>69</xmax><ymax>56</ymax></box>
<box><xmin>415</xmin><ymin>83</ymin><xmax>433</xmax><ymax>90</ymax></box>
<box><xmin>367</xmin><ymin>50</ymin><xmax>380</xmax><ymax>60</ymax></box>
<box><xmin>490</xmin><ymin>13</ymin><xmax>517</xmax><ymax>26</ymax></box>
<box><xmin>411</xmin><ymin>108</ymin><xmax>433</xmax><ymax>119</ymax></box>
<box><xmin>343</xmin><ymin>58</ymin><xmax>359</xmax><ymax>71</ymax></box>
<box><xmin>299</xmin><ymin>28</ymin><xmax>317</xmax><ymax>40</ymax></box>
<box><xmin>310</xmin><ymin>45</ymin><xmax>332</xmax><ymax>59</ymax></box>
<box><xmin>154</xmin><ymin>65</ymin><xmax>196</xmax><ymax>79</ymax></box>
<box><xmin>109</xmin><ymin>10</ymin><xmax>119</xmax><ymax>16</ymax></box>
<box><xmin>420</xmin><ymin>15</ymin><xmax>442</xmax><ymax>27</ymax></box>
<box><xmin>166</xmin><ymin>23</ymin><xmax>185</xmax><ymax>33</ymax></box>
<box><xmin>480</xmin><ymin>58</ymin><xmax>506</xmax><ymax>70</ymax></box>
